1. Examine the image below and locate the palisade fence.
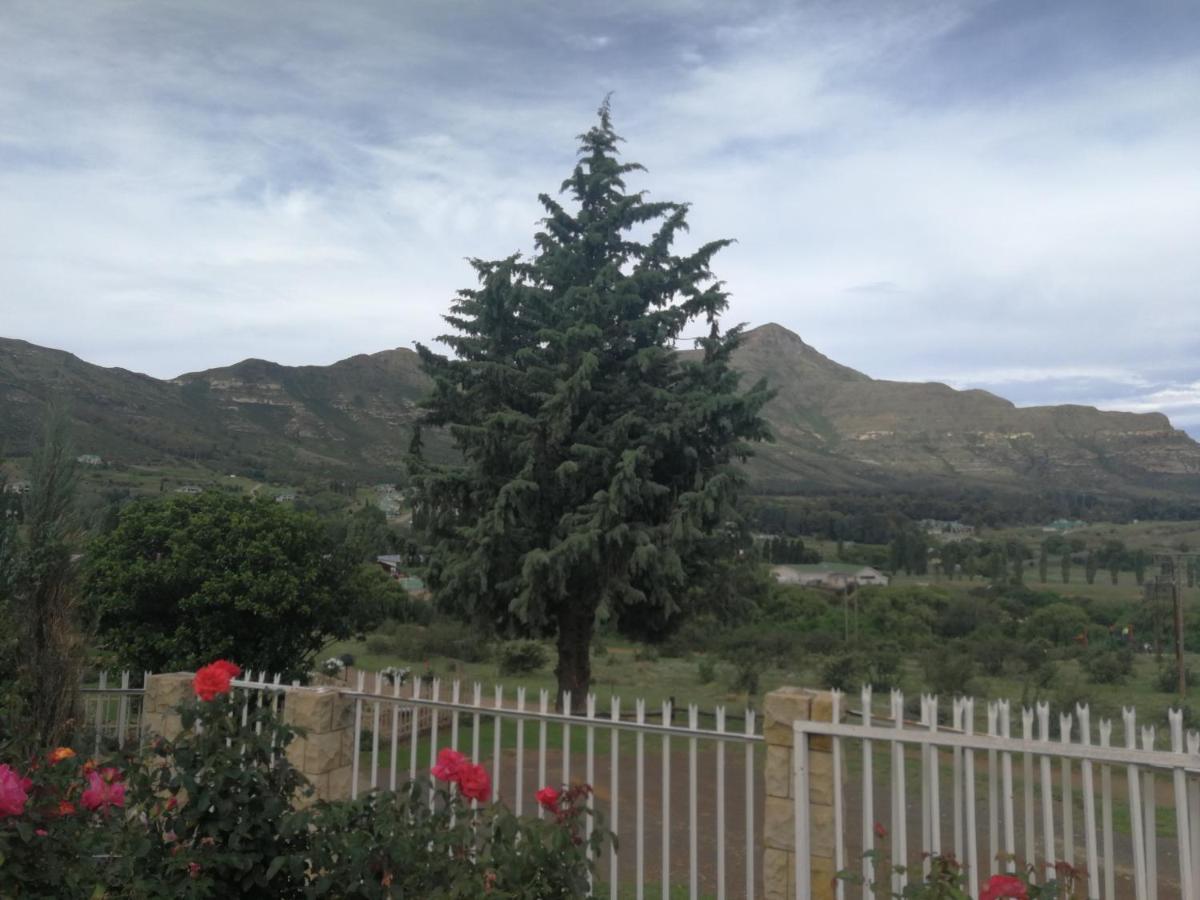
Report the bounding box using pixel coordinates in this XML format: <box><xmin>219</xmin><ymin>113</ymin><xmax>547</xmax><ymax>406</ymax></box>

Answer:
<box><xmin>82</xmin><ymin>669</ymin><xmax>765</xmax><ymax>899</ymax></box>
<box><xmin>792</xmin><ymin>687</ymin><xmax>1200</xmax><ymax>900</ymax></box>
<box><xmin>79</xmin><ymin>672</ymin><xmax>1200</xmax><ymax>899</ymax></box>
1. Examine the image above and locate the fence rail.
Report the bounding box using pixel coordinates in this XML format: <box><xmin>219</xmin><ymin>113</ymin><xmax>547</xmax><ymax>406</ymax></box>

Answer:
<box><xmin>793</xmin><ymin>687</ymin><xmax>1200</xmax><ymax>900</ymax></box>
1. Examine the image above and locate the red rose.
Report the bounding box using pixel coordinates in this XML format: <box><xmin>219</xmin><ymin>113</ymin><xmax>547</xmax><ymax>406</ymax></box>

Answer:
<box><xmin>430</xmin><ymin>748</ymin><xmax>467</xmax><ymax>784</ymax></box>
<box><xmin>193</xmin><ymin>660</ymin><xmax>242</xmax><ymax>701</ymax></box>
<box><xmin>981</xmin><ymin>874</ymin><xmax>1028</xmax><ymax>900</ymax></box>
<box><xmin>458</xmin><ymin>763</ymin><xmax>491</xmax><ymax>803</ymax></box>
<box><xmin>57</xmin><ymin>800</ymin><xmax>76</xmax><ymax>817</ymax></box>
<box><xmin>536</xmin><ymin>786</ymin><xmax>560</xmax><ymax>811</ymax></box>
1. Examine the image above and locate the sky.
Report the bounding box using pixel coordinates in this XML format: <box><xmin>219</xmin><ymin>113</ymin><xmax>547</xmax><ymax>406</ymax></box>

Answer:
<box><xmin>1</xmin><ymin>0</ymin><xmax>1198</xmax><ymax>435</ymax></box>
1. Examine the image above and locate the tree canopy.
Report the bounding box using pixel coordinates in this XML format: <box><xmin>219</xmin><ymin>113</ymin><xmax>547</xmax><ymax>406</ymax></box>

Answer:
<box><xmin>410</xmin><ymin>101</ymin><xmax>772</xmax><ymax>704</ymax></box>
<box><xmin>84</xmin><ymin>492</ymin><xmax>363</xmax><ymax>678</ymax></box>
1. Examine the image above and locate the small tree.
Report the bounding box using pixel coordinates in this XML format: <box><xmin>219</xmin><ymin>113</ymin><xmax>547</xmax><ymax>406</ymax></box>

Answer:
<box><xmin>84</xmin><ymin>493</ymin><xmax>362</xmax><ymax>677</ymax></box>
<box><xmin>2</xmin><ymin>411</ymin><xmax>88</xmax><ymax>750</ymax></box>
<box><xmin>1060</xmin><ymin>552</ymin><xmax>1071</xmax><ymax>584</ymax></box>
<box><xmin>1133</xmin><ymin>550</ymin><xmax>1148</xmax><ymax>586</ymax></box>
<box><xmin>1085</xmin><ymin>552</ymin><xmax>1098</xmax><ymax>585</ymax></box>
<box><xmin>1038</xmin><ymin>544</ymin><xmax>1048</xmax><ymax>583</ymax></box>
<box><xmin>411</xmin><ymin>101</ymin><xmax>771</xmax><ymax>704</ymax></box>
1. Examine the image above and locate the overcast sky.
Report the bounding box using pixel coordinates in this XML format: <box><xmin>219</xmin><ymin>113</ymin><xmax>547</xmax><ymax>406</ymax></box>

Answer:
<box><xmin>2</xmin><ymin>0</ymin><xmax>1198</xmax><ymax>434</ymax></box>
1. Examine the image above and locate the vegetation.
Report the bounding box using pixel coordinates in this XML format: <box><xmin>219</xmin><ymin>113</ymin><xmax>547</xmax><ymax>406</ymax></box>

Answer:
<box><xmin>83</xmin><ymin>492</ymin><xmax>371</xmax><ymax>678</ymax></box>
<box><xmin>0</xmin><ymin>671</ymin><xmax>606</xmax><ymax>899</ymax></box>
<box><xmin>410</xmin><ymin>101</ymin><xmax>770</xmax><ymax>706</ymax></box>
<box><xmin>0</xmin><ymin>411</ymin><xmax>87</xmax><ymax>750</ymax></box>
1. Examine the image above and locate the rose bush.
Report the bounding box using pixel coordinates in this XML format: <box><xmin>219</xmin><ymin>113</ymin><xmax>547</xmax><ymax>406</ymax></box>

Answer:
<box><xmin>0</xmin><ymin>661</ymin><xmax>613</xmax><ymax>898</ymax></box>
<box><xmin>838</xmin><ymin>846</ymin><xmax>1082</xmax><ymax>900</ymax></box>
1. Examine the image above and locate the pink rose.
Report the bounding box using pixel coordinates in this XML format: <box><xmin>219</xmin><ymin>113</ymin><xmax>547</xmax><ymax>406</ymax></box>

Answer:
<box><xmin>0</xmin><ymin>764</ymin><xmax>30</xmax><ymax>819</ymax></box>
<box><xmin>81</xmin><ymin>768</ymin><xmax>125</xmax><ymax>812</ymax></box>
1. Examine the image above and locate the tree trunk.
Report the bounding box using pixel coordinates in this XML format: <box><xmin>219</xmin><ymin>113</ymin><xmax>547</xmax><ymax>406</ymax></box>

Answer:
<box><xmin>555</xmin><ymin>603</ymin><xmax>593</xmax><ymax>714</ymax></box>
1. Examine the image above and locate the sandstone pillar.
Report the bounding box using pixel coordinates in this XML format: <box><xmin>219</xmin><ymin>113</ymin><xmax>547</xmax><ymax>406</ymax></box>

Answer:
<box><xmin>763</xmin><ymin>687</ymin><xmax>844</xmax><ymax>900</ymax></box>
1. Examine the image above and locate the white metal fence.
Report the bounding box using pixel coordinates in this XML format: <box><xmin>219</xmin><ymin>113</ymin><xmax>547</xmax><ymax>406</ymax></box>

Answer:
<box><xmin>79</xmin><ymin>671</ymin><xmax>150</xmax><ymax>753</ymax></box>
<box><xmin>344</xmin><ymin>670</ymin><xmax>764</xmax><ymax>900</ymax></box>
<box><xmin>82</xmin><ymin>669</ymin><xmax>765</xmax><ymax>899</ymax></box>
<box><xmin>793</xmin><ymin>687</ymin><xmax>1200</xmax><ymax>900</ymax></box>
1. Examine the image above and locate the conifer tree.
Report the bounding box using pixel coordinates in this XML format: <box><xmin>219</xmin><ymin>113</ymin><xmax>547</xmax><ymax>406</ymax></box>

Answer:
<box><xmin>411</xmin><ymin>102</ymin><xmax>772</xmax><ymax>705</ymax></box>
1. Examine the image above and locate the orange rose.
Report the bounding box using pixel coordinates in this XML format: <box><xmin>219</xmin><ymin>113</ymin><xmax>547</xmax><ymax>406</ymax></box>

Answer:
<box><xmin>49</xmin><ymin>747</ymin><xmax>76</xmax><ymax>765</ymax></box>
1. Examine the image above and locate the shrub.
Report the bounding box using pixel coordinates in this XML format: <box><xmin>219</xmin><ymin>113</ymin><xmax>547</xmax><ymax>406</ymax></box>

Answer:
<box><xmin>305</xmin><ymin>777</ymin><xmax>607</xmax><ymax>898</ymax></box>
<box><xmin>411</xmin><ymin>621</ymin><xmax>492</xmax><ymax>663</ymax></box>
<box><xmin>116</xmin><ymin>688</ymin><xmax>313</xmax><ymax>896</ymax></box>
<box><xmin>922</xmin><ymin>645</ymin><xmax>977</xmax><ymax>698</ymax></box>
<box><xmin>696</xmin><ymin>657</ymin><xmax>718</xmax><ymax>685</ymax></box>
<box><xmin>497</xmin><ymin>640</ymin><xmax>549</xmax><ymax>676</ymax></box>
<box><xmin>1083</xmin><ymin>648</ymin><xmax>1133</xmax><ymax>684</ymax></box>
<box><xmin>1155</xmin><ymin>662</ymin><xmax>1196</xmax><ymax>694</ymax></box>
<box><xmin>730</xmin><ymin>661</ymin><xmax>761</xmax><ymax>696</ymax></box>
<box><xmin>820</xmin><ymin>652</ymin><xmax>864</xmax><ymax>692</ymax></box>
<box><xmin>633</xmin><ymin>644</ymin><xmax>660</xmax><ymax>663</ymax></box>
<box><xmin>365</xmin><ymin>633</ymin><xmax>402</xmax><ymax>656</ymax></box>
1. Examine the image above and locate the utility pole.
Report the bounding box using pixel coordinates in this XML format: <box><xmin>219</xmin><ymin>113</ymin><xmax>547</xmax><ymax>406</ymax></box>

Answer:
<box><xmin>1148</xmin><ymin>554</ymin><xmax>1190</xmax><ymax>696</ymax></box>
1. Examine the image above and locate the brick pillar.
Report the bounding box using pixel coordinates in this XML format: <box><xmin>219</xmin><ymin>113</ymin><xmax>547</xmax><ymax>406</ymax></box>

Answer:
<box><xmin>763</xmin><ymin>687</ymin><xmax>844</xmax><ymax>900</ymax></box>
<box><xmin>281</xmin><ymin>686</ymin><xmax>356</xmax><ymax>802</ymax></box>
<box><xmin>142</xmin><ymin>672</ymin><xmax>193</xmax><ymax>741</ymax></box>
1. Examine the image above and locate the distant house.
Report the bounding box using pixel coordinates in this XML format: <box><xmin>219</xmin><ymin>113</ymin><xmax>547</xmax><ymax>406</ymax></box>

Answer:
<box><xmin>771</xmin><ymin>563</ymin><xmax>889</xmax><ymax>590</ymax></box>
<box><xmin>3</xmin><ymin>480</ymin><xmax>31</xmax><ymax>496</ymax></box>
<box><xmin>274</xmin><ymin>492</ymin><xmax>297</xmax><ymax>503</ymax></box>
<box><xmin>76</xmin><ymin>454</ymin><xmax>103</xmax><ymax>466</ymax></box>
<box><xmin>376</xmin><ymin>555</ymin><xmax>429</xmax><ymax>597</ymax></box>
<box><xmin>920</xmin><ymin>519</ymin><xmax>975</xmax><ymax>541</ymax></box>
<box><xmin>1042</xmin><ymin>518</ymin><xmax>1086</xmax><ymax>533</ymax></box>
<box><xmin>175</xmin><ymin>485</ymin><xmax>203</xmax><ymax>495</ymax></box>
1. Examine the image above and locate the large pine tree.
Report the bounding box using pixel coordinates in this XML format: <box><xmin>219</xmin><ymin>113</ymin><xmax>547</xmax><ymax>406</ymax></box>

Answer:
<box><xmin>411</xmin><ymin>101</ymin><xmax>772</xmax><ymax>706</ymax></box>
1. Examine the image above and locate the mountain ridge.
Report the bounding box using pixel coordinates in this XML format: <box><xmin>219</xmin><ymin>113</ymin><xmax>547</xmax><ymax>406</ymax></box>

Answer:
<box><xmin>2</xmin><ymin>325</ymin><xmax>1198</xmax><ymax>499</ymax></box>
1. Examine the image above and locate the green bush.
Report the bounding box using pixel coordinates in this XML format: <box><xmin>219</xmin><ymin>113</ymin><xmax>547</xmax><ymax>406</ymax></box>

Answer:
<box><xmin>1155</xmin><ymin>662</ymin><xmax>1196</xmax><ymax>695</ymax></box>
<box><xmin>632</xmin><ymin>644</ymin><xmax>660</xmax><ymax>663</ymax></box>
<box><xmin>820</xmin><ymin>652</ymin><xmax>864</xmax><ymax>692</ymax></box>
<box><xmin>922</xmin><ymin>644</ymin><xmax>978</xmax><ymax>698</ymax></box>
<box><xmin>365</xmin><ymin>633</ymin><xmax>402</xmax><ymax>656</ymax></box>
<box><xmin>306</xmin><ymin>780</ymin><xmax>607</xmax><ymax>898</ymax></box>
<box><xmin>409</xmin><ymin>621</ymin><xmax>492</xmax><ymax>663</ymax></box>
<box><xmin>696</xmin><ymin>657</ymin><xmax>718</xmax><ymax>685</ymax></box>
<box><xmin>1082</xmin><ymin>648</ymin><xmax>1133</xmax><ymax>684</ymax></box>
<box><xmin>497</xmin><ymin>640</ymin><xmax>549</xmax><ymax>676</ymax></box>
<box><xmin>730</xmin><ymin>661</ymin><xmax>761</xmax><ymax>696</ymax></box>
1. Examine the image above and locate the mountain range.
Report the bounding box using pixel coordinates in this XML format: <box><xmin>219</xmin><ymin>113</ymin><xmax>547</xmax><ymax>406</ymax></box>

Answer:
<box><xmin>3</xmin><ymin>324</ymin><xmax>1199</xmax><ymax>501</ymax></box>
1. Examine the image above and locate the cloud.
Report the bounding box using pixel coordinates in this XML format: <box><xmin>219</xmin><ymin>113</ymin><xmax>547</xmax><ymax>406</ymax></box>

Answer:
<box><xmin>0</xmin><ymin>0</ymin><xmax>1196</xmax><ymax>444</ymax></box>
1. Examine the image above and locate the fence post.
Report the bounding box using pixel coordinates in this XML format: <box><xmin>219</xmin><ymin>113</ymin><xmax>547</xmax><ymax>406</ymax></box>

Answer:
<box><xmin>764</xmin><ymin>686</ymin><xmax>843</xmax><ymax>900</ymax></box>
<box><xmin>282</xmin><ymin>687</ymin><xmax>356</xmax><ymax>803</ymax></box>
<box><xmin>142</xmin><ymin>673</ymin><xmax>194</xmax><ymax>741</ymax></box>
